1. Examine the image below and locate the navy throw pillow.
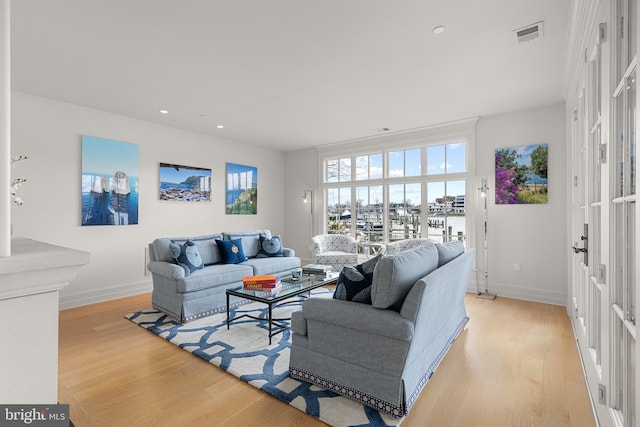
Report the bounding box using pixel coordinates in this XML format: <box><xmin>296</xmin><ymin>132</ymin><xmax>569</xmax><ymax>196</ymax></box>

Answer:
<box><xmin>216</xmin><ymin>238</ymin><xmax>247</xmax><ymax>264</ymax></box>
<box><xmin>333</xmin><ymin>254</ymin><xmax>381</xmax><ymax>304</ymax></box>
<box><xmin>169</xmin><ymin>240</ymin><xmax>204</xmax><ymax>276</ymax></box>
<box><xmin>256</xmin><ymin>234</ymin><xmax>284</xmax><ymax>258</ymax></box>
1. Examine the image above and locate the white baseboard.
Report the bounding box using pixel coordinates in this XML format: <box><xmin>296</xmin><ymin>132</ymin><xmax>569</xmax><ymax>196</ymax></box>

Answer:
<box><xmin>59</xmin><ymin>280</ymin><xmax>153</xmax><ymax>310</ymax></box>
<box><xmin>59</xmin><ymin>277</ymin><xmax>567</xmax><ymax>311</ymax></box>
<box><xmin>467</xmin><ymin>280</ymin><xmax>567</xmax><ymax>306</ymax></box>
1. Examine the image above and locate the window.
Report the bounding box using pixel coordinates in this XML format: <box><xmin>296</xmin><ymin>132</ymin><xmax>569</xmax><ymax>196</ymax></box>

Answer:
<box><xmin>426</xmin><ymin>180</ymin><xmax>466</xmax><ymax>243</ymax></box>
<box><xmin>320</xmin><ymin>122</ymin><xmax>475</xmax><ymax>253</ymax></box>
<box><xmin>388</xmin><ymin>183</ymin><xmax>421</xmax><ymax>241</ymax></box>
<box><xmin>388</xmin><ymin>148</ymin><xmax>420</xmax><ymax>177</ymax></box>
<box><xmin>427</xmin><ymin>142</ymin><xmax>467</xmax><ymax>175</ymax></box>
<box><xmin>355</xmin><ymin>185</ymin><xmax>384</xmax><ymax>242</ymax></box>
<box><xmin>611</xmin><ymin>2</ymin><xmax>637</xmax><ymax>424</ymax></box>
<box><xmin>326</xmin><ymin>187</ymin><xmax>351</xmax><ymax>235</ymax></box>
<box><xmin>326</xmin><ymin>158</ymin><xmax>352</xmax><ymax>183</ymax></box>
<box><xmin>355</xmin><ymin>154</ymin><xmax>383</xmax><ymax>180</ymax></box>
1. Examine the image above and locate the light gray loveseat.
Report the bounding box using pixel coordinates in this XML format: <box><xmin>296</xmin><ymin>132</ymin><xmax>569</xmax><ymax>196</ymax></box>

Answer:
<box><xmin>289</xmin><ymin>240</ymin><xmax>474</xmax><ymax>418</ymax></box>
<box><xmin>148</xmin><ymin>229</ymin><xmax>300</xmax><ymax>322</ymax></box>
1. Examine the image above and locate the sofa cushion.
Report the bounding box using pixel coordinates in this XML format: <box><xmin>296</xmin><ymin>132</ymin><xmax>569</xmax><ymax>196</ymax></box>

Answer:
<box><xmin>169</xmin><ymin>240</ymin><xmax>204</xmax><ymax>276</ymax></box>
<box><xmin>256</xmin><ymin>234</ymin><xmax>284</xmax><ymax>258</ymax></box>
<box><xmin>171</xmin><ymin>234</ymin><xmax>223</xmax><ymax>265</ymax></box>
<box><xmin>224</xmin><ymin>230</ymin><xmax>272</xmax><ymax>258</ymax></box>
<box><xmin>436</xmin><ymin>240</ymin><xmax>465</xmax><ymax>267</ymax></box>
<box><xmin>216</xmin><ymin>238</ymin><xmax>248</xmax><ymax>264</ymax></box>
<box><xmin>333</xmin><ymin>254</ymin><xmax>381</xmax><ymax>304</ymax></box>
<box><xmin>175</xmin><ymin>263</ymin><xmax>253</xmax><ymax>293</ymax></box>
<box><xmin>371</xmin><ymin>243</ymin><xmax>439</xmax><ymax>311</ymax></box>
<box><xmin>242</xmin><ymin>256</ymin><xmax>301</xmax><ymax>275</ymax></box>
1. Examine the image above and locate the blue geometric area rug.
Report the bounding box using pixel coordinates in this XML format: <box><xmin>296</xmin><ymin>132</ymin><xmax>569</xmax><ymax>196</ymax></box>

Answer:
<box><xmin>125</xmin><ymin>289</ymin><xmax>404</xmax><ymax>427</ymax></box>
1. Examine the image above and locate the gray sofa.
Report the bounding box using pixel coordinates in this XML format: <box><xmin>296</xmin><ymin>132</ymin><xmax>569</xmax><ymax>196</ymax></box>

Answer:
<box><xmin>148</xmin><ymin>229</ymin><xmax>300</xmax><ymax>322</ymax></box>
<box><xmin>289</xmin><ymin>241</ymin><xmax>474</xmax><ymax>418</ymax></box>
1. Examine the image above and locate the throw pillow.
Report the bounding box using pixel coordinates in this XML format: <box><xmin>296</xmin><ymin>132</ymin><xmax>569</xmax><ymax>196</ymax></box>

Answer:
<box><xmin>169</xmin><ymin>240</ymin><xmax>204</xmax><ymax>276</ymax></box>
<box><xmin>256</xmin><ymin>234</ymin><xmax>284</xmax><ymax>258</ymax></box>
<box><xmin>171</xmin><ymin>233</ymin><xmax>223</xmax><ymax>265</ymax></box>
<box><xmin>333</xmin><ymin>254</ymin><xmax>381</xmax><ymax>304</ymax></box>
<box><xmin>223</xmin><ymin>230</ymin><xmax>271</xmax><ymax>258</ymax></box>
<box><xmin>436</xmin><ymin>240</ymin><xmax>465</xmax><ymax>267</ymax></box>
<box><xmin>216</xmin><ymin>238</ymin><xmax>247</xmax><ymax>264</ymax></box>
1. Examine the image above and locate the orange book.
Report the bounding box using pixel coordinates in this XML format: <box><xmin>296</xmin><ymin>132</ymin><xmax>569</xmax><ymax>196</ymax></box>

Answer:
<box><xmin>242</xmin><ymin>275</ymin><xmax>278</xmax><ymax>286</ymax></box>
<box><xmin>243</xmin><ymin>280</ymin><xmax>282</xmax><ymax>291</ymax></box>
<box><xmin>243</xmin><ymin>281</ymin><xmax>281</xmax><ymax>290</ymax></box>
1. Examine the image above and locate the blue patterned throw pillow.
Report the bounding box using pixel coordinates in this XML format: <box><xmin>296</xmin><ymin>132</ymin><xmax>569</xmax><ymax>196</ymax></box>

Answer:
<box><xmin>256</xmin><ymin>235</ymin><xmax>284</xmax><ymax>258</ymax></box>
<box><xmin>216</xmin><ymin>238</ymin><xmax>247</xmax><ymax>264</ymax></box>
<box><xmin>333</xmin><ymin>254</ymin><xmax>381</xmax><ymax>304</ymax></box>
<box><xmin>169</xmin><ymin>240</ymin><xmax>204</xmax><ymax>276</ymax></box>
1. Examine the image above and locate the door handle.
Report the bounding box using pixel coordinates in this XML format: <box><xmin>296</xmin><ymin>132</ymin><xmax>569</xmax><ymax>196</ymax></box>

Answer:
<box><xmin>572</xmin><ymin>224</ymin><xmax>588</xmax><ymax>266</ymax></box>
<box><xmin>572</xmin><ymin>245</ymin><xmax>587</xmax><ymax>254</ymax></box>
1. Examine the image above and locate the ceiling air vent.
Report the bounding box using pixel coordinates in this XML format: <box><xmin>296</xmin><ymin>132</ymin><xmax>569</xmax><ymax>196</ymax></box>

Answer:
<box><xmin>513</xmin><ymin>21</ymin><xmax>544</xmax><ymax>43</ymax></box>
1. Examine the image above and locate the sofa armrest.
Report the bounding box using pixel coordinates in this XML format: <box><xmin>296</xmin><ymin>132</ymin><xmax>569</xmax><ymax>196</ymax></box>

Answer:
<box><xmin>283</xmin><ymin>247</ymin><xmax>296</xmax><ymax>257</ymax></box>
<box><xmin>400</xmin><ymin>249</ymin><xmax>474</xmax><ymax>323</ymax></box>
<box><xmin>147</xmin><ymin>260</ymin><xmax>186</xmax><ymax>280</ymax></box>
<box><xmin>291</xmin><ymin>310</ymin><xmax>307</xmax><ymax>336</ymax></box>
<box><xmin>312</xmin><ymin>241</ymin><xmax>322</xmax><ymax>255</ymax></box>
<box><xmin>300</xmin><ymin>298</ymin><xmax>414</xmax><ymax>341</ymax></box>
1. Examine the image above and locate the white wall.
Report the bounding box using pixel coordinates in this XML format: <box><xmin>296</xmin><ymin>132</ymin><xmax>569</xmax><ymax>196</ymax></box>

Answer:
<box><xmin>11</xmin><ymin>92</ymin><xmax>567</xmax><ymax>309</ymax></box>
<box><xmin>476</xmin><ymin>103</ymin><xmax>567</xmax><ymax>304</ymax></box>
<box><xmin>284</xmin><ymin>103</ymin><xmax>568</xmax><ymax>305</ymax></box>
<box><xmin>11</xmin><ymin>91</ymin><xmax>287</xmax><ymax>309</ymax></box>
<box><xmin>283</xmin><ymin>148</ymin><xmax>319</xmax><ymax>264</ymax></box>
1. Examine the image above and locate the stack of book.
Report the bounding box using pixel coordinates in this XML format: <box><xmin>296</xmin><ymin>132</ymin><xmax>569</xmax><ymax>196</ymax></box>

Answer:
<box><xmin>242</xmin><ymin>275</ymin><xmax>282</xmax><ymax>295</ymax></box>
<box><xmin>302</xmin><ymin>264</ymin><xmax>332</xmax><ymax>279</ymax></box>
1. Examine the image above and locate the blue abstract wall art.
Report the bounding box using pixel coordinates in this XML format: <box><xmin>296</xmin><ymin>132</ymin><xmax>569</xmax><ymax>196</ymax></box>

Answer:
<box><xmin>81</xmin><ymin>136</ymin><xmax>139</xmax><ymax>225</ymax></box>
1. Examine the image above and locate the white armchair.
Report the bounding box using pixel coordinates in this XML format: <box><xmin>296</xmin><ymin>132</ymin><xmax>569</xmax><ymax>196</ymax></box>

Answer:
<box><xmin>311</xmin><ymin>234</ymin><xmax>358</xmax><ymax>271</ymax></box>
<box><xmin>384</xmin><ymin>238</ymin><xmax>437</xmax><ymax>256</ymax></box>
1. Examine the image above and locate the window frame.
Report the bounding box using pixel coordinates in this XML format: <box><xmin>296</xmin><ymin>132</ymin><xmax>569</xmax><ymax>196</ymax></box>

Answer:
<box><xmin>316</xmin><ymin>119</ymin><xmax>478</xmax><ymax>249</ymax></box>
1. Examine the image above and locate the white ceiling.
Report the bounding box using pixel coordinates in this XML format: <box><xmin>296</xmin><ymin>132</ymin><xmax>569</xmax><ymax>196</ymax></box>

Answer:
<box><xmin>10</xmin><ymin>0</ymin><xmax>571</xmax><ymax>152</ymax></box>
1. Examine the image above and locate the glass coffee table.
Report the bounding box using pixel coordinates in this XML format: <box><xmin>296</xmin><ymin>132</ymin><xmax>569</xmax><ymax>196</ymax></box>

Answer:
<box><xmin>226</xmin><ymin>272</ymin><xmax>338</xmax><ymax>344</ymax></box>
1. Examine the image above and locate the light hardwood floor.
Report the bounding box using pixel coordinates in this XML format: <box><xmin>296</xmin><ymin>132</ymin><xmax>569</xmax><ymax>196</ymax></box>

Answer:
<box><xmin>58</xmin><ymin>292</ymin><xmax>597</xmax><ymax>427</ymax></box>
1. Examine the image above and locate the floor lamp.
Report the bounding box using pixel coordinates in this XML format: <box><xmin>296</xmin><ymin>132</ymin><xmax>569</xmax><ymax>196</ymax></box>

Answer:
<box><xmin>477</xmin><ymin>178</ymin><xmax>496</xmax><ymax>300</ymax></box>
<box><xmin>302</xmin><ymin>188</ymin><xmax>314</xmax><ymax>239</ymax></box>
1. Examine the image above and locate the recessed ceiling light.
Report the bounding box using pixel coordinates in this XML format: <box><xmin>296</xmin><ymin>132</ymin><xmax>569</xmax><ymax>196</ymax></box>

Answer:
<box><xmin>433</xmin><ymin>26</ymin><xmax>445</xmax><ymax>35</ymax></box>
<box><xmin>158</xmin><ymin>109</ymin><xmax>169</xmax><ymax>114</ymax></box>
<box><xmin>217</xmin><ymin>125</ymin><xmax>224</xmax><ymax>129</ymax></box>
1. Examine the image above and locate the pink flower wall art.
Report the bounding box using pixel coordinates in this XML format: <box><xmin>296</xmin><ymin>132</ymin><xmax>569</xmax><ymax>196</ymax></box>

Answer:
<box><xmin>495</xmin><ymin>144</ymin><xmax>548</xmax><ymax>205</ymax></box>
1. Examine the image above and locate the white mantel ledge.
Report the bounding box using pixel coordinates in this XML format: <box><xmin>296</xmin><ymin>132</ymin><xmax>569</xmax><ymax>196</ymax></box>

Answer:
<box><xmin>0</xmin><ymin>238</ymin><xmax>90</xmax><ymax>300</ymax></box>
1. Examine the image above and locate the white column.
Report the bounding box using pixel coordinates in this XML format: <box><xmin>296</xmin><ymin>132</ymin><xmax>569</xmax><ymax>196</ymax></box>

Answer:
<box><xmin>0</xmin><ymin>0</ymin><xmax>10</xmax><ymax>256</ymax></box>
<box><xmin>0</xmin><ymin>238</ymin><xmax>90</xmax><ymax>404</ymax></box>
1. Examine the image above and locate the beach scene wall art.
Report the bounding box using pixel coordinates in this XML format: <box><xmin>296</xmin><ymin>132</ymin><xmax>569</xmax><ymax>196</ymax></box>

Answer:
<box><xmin>159</xmin><ymin>163</ymin><xmax>212</xmax><ymax>202</ymax></box>
<box><xmin>226</xmin><ymin>162</ymin><xmax>257</xmax><ymax>214</ymax></box>
<box><xmin>495</xmin><ymin>143</ymin><xmax>548</xmax><ymax>204</ymax></box>
<box><xmin>81</xmin><ymin>136</ymin><xmax>139</xmax><ymax>225</ymax></box>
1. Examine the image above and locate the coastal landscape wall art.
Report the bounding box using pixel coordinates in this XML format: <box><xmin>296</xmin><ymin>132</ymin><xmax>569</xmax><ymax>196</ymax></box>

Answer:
<box><xmin>159</xmin><ymin>163</ymin><xmax>211</xmax><ymax>202</ymax></box>
<box><xmin>495</xmin><ymin>143</ymin><xmax>548</xmax><ymax>205</ymax></box>
<box><xmin>81</xmin><ymin>136</ymin><xmax>139</xmax><ymax>225</ymax></box>
<box><xmin>226</xmin><ymin>163</ymin><xmax>257</xmax><ymax>214</ymax></box>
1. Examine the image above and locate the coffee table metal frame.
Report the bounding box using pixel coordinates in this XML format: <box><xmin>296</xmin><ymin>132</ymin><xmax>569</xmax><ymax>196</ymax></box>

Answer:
<box><xmin>226</xmin><ymin>273</ymin><xmax>338</xmax><ymax>344</ymax></box>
